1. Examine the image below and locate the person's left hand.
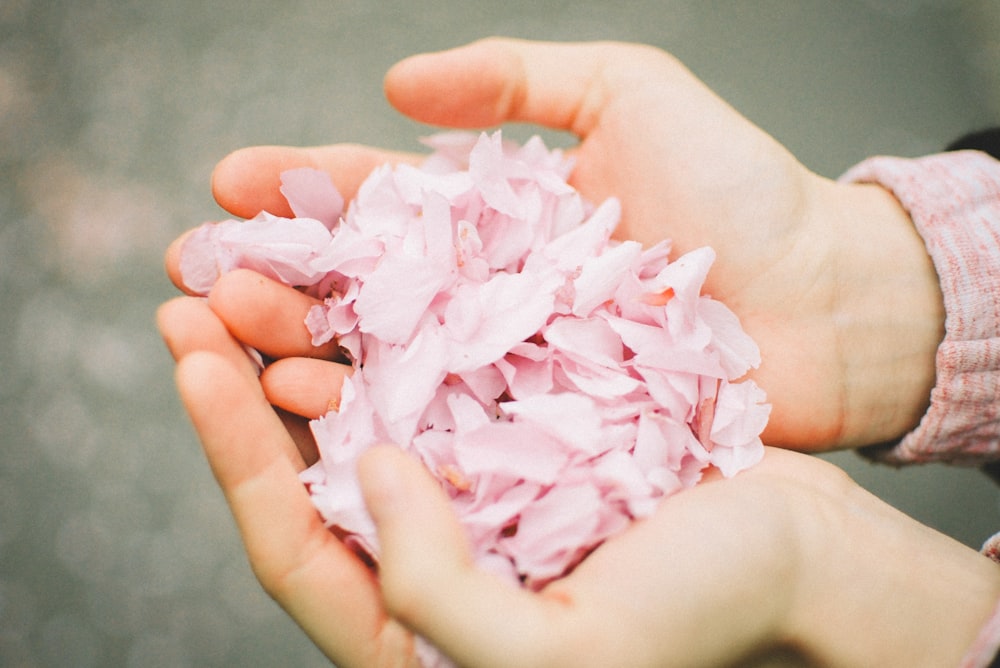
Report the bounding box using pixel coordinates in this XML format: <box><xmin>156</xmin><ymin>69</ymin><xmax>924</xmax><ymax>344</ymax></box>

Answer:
<box><xmin>158</xmin><ymin>296</ymin><xmax>1000</xmax><ymax>668</ymax></box>
<box><xmin>164</xmin><ymin>38</ymin><xmax>944</xmax><ymax>452</ymax></box>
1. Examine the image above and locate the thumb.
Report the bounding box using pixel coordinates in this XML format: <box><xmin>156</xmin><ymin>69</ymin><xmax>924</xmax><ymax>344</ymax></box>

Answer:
<box><xmin>383</xmin><ymin>38</ymin><xmax>659</xmax><ymax>135</ymax></box>
<box><xmin>357</xmin><ymin>445</ymin><xmax>566</xmax><ymax>668</ymax></box>
<box><xmin>358</xmin><ymin>445</ymin><xmax>474</xmax><ymax>590</ymax></box>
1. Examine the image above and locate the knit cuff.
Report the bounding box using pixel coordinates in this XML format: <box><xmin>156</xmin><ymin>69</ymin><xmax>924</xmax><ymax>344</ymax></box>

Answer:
<box><xmin>959</xmin><ymin>592</ymin><xmax>1000</xmax><ymax>668</ymax></box>
<box><xmin>840</xmin><ymin>152</ymin><xmax>1000</xmax><ymax>465</ymax></box>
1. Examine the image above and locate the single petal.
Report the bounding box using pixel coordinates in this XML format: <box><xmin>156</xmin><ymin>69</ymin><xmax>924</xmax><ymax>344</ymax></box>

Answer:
<box><xmin>706</xmin><ymin>380</ymin><xmax>770</xmax><ymax>476</ymax></box>
<box><xmin>494</xmin><ymin>351</ymin><xmax>554</xmax><ymax>400</ymax></box>
<box><xmin>571</xmin><ymin>240</ymin><xmax>643</xmax><ymax>317</ymax></box>
<box><xmin>469</xmin><ymin>131</ymin><xmax>525</xmax><ymax>218</ymax></box>
<box><xmin>541</xmin><ymin>198</ymin><xmax>621</xmax><ymax>272</ymax></box>
<box><xmin>500</xmin><ymin>483</ymin><xmax>607</xmax><ymax>585</ymax></box>
<box><xmin>444</xmin><ymin>271</ymin><xmax>556</xmax><ymax>373</ymax></box>
<box><xmin>700</xmin><ymin>297</ymin><xmax>762</xmax><ymax>379</ymax></box>
<box><xmin>544</xmin><ymin>316</ymin><xmax>624</xmax><ymax>368</ymax></box>
<box><xmin>279</xmin><ymin>167</ymin><xmax>344</xmax><ymax>229</ymax></box>
<box><xmin>362</xmin><ymin>329</ymin><xmax>450</xmax><ymax>444</ymax></box>
<box><xmin>552</xmin><ymin>353</ymin><xmax>642</xmax><ymax>400</ymax></box>
<box><xmin>179</xmin><ymin>216</ymin><xmax>335</xmax><ymax>294</ymax></box>
<box><xmin>354</xmin><ymin>252</ymin><xmax>453</xmax><ymax>345</ymax></box>
<box><xmin>605</xmin><ymin>316</ymin><xmax>725</xmax><ymax>378</ymax></box>
<box><xmin>454</xmin><ymin>421</ymin><xmax>568</xmax><ymax>485</ymax></box>
<box><xmin>501</xmin><ymin>392</ymin><xmax>604</xmax><ymax>456</ymax></box>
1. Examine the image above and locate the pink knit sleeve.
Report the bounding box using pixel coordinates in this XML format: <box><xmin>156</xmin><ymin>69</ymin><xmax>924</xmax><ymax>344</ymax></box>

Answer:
<box><xmin>840</xmin><ymin>151</ymin><xmax>1000</xmax><ymax>466</ymax></box>
<box><xmin>959</xmin><ymin>594</ymin><xmax>1000</xmax><ymax>668</ymax></box>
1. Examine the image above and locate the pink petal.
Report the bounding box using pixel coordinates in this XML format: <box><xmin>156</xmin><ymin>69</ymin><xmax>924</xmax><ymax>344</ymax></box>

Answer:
<box><xmin>354</xmin><ymin>251</ymin><xmax>453</xmax><ymax>345</ymax></box>
<box><xmin>706</xmin><ymin>380</ymin><xmax>770</xmax><ymax>476</ymax></box>
<box><xmin>700</xmin><ymin>297</ymin><xmax>762</xmax><ymax>378</ymax></box>
<box><xmin>571</xmin><ymin>240</ymin><xmax>643</xmax><ymax>317</ymax></box>
<box><xmin>605</xmin><ymin>316</ymin><xmax>724</xmax><ymax>378</ymax></box>
<box><xmin>544</xmin><ymin>316</ymin><xmax>624</xmax><ymax>368</ymax></box>
<box><xmin>179</xmin><ymin>215</ymin><xmax>334</xmax><ymax>295</ymax></box>
<box><xmin>469</xmin><ymin>131</ymin><xmax>526</xmax><ymax>218</ymax></box>
<box><xmin>454</xmin><ymin>421</ymin><xmax>568</xmax><ymax>485</ymax></box>
<box><xmin>494</xmin><ymin>350</ymin><xmax>554</xmax><ymax>399</ymax></box>
<box><xmin>552</xmin><ymin>353</ymin><xmax>642</xmax><ymax>400</ymax></box>
<box><xmin>541</xmin><ymin>198</ymin><xmax>620</xmax><ymax>272</ymax></box>
<box><xmin>279</xmin><ymin>167</ymin><xmax>344</xmax><ymax>229</ymax></box>
<box><xmin>362</xmin><ymin>329</ymin><xmax>450</xmax><ymax>445</ymax></box>
<box><xmin>444</xmin><ymin>271</ymin><xmax>556</xmax><ymax>373</ymax></box>
<box><xmin>500</xmin><ymin>484</ymin><xmax>606</xmax><ymax>585</ymax></box>
<box><xmin>501</xmin><ymin>393</ymin><xmax>604</xmax><ymax>456</ymax></box>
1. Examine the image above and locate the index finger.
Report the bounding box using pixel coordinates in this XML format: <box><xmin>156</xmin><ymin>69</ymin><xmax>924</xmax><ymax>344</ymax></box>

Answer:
<box><xmin>165</xmin><ymin>144</ymin><xmax>417</xmax><ymax>294</ymax></box>
<box><xmin>175</xmin><ymin>350</ymin><xmax>410</xmax><ymax>667</ymax></box>
<box><xmin>211</xmin><ymin>143</ymin><xmax>419</xmax><ymax>220</ymax></box>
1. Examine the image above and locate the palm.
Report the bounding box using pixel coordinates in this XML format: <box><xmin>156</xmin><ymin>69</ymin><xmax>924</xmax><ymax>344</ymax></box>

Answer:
<box><xmin>197</xmin><ymin>41</ymin><xmax>845</xmax><ymax>448</ymax></box>
<box><xmin>158</xmin><ymin>295</ymin><xmax>792</xmax><ymax>666</ymax></box>
<box><xmin>160</xmin><ymin>295</ymin><xmax>810</xmax><ymax>667</ymax></box>
<box><xmin>175</xmin><ymin>39</ymin><xmax>940</xmax><ymax>452</ymax></box>
<box><xmin>563</xmin><ymin>77</ymin><xmax>845</xmax><ymax>447</ymax></box>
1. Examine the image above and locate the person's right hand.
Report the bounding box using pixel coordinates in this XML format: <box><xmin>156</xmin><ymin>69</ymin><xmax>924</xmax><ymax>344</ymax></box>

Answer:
<box><xmin>158</xmin><ymin>295</ymin><xmax>1000</xmax><ymax>667</ymax></box>
<box><xmin>166</xmin><ymin>38</ymin><xmax>945</xmax><ymax>451</ymax></box>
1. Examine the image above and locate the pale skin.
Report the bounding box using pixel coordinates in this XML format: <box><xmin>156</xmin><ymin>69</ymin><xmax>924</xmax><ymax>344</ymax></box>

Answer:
<box><xmin>159</xmin><ymin>39</ymin><xmax>1000</xmax><ymax>666</ymax></box>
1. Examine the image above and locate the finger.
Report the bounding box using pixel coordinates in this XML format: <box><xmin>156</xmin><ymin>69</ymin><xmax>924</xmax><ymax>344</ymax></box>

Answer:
<box><xmin>384</xmin><ymin>38</ymin><xmax>666</xmax><ymax>135</ymax></box>
<box><xmin>176</xmin><ymin>351</ymin><xmax>411</xmax><ymax>667</ymax></box>
<box><xmin>212</xmin><ymin>144</ymin><xmax>420</xmax><ymax>220</ymax></box>
<box><xmin>170</xmin><ymin>143</ymin><xmax>417</xmax><ymax>294</ymax></box>
<box><xmin>261</xmin><ymin>357</ymin><xmax>352</xmax><ymax>420</ymax></box>
<box><xmin>359</xmin><ymin>446</ymin><xmax>572</xmax><ymax>668</ymax></box>
<box><xmin>160</xmin><ymin>277</ymin><xmax>334</xmax><ymax>464</ymax></box>
<box><xmin>157</xmin><ymin>296</ymin><xmax>259</xmax><ymax>380</ymax></box>
<box><xmin>207</xmin><ymin>268</ymin><xmax>343</xmax><ymax>360</ymax></box>
<box><xmin>164</xmin><ymin>229</ymin><xmax>197</xmax><ymax>294</ymax></box>
<box><xmin>274</xmin><ymin>406</ymin><xmax>320</xmax><ymax>469</ymax></box>
<box><xmin>158</xmin><ymin>296</ymin><xmax>320</xmax><ymax>464</ymax></box>
<box><xmin>158</xmin><ymin>296</ymin><xmax>316</xmax><ymax>466</ymax></box>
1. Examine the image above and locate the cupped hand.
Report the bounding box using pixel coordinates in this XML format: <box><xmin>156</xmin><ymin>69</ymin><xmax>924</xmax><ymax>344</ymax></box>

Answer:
<box><xmin>157</xmin><ymin>298</ymin><xmax>999</xmax><ymax>668</ymax></box>
<box><xmin>165</xmin><ymin>38</ymin><xmax>943</xmax><ymax>450</ymax></box>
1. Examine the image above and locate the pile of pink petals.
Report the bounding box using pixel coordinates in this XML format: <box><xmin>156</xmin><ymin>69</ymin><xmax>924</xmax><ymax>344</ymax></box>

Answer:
<box><xmin>181</xmin><ymin>131</ymin><xmax>770</xmax><ymax>591</ymax></box>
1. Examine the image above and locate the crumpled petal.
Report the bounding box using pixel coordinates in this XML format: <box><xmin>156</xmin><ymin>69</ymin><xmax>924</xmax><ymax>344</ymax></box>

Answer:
<box><xmin>179</xmin><ymin>214</ymin><xmax>335</xmax><ymax>295</ymax></box>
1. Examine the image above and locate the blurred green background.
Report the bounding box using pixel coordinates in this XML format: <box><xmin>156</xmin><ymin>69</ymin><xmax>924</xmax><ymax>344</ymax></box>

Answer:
<box><xmin>2</xmin><ymin>1</ymin><xmax>999</xmax><ymax>665</ymax></box>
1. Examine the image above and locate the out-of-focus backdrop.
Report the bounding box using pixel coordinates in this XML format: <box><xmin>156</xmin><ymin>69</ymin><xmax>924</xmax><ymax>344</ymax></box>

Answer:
<box><xmin>3</xmin><ymin>1</ymin><xmax>1000</xmax><ymax>666</ymax></box>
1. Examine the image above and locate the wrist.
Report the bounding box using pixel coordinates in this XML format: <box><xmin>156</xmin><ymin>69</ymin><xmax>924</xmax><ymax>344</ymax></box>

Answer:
<box><xmin>820</xmin><ymin>178</ymin><xmax>944</xmax><ymax>447</ymax></box>
<box><xmin>785</xmin><ymin>477</ymin><xmax>1000</xmax><ymax>667</ymax></box>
